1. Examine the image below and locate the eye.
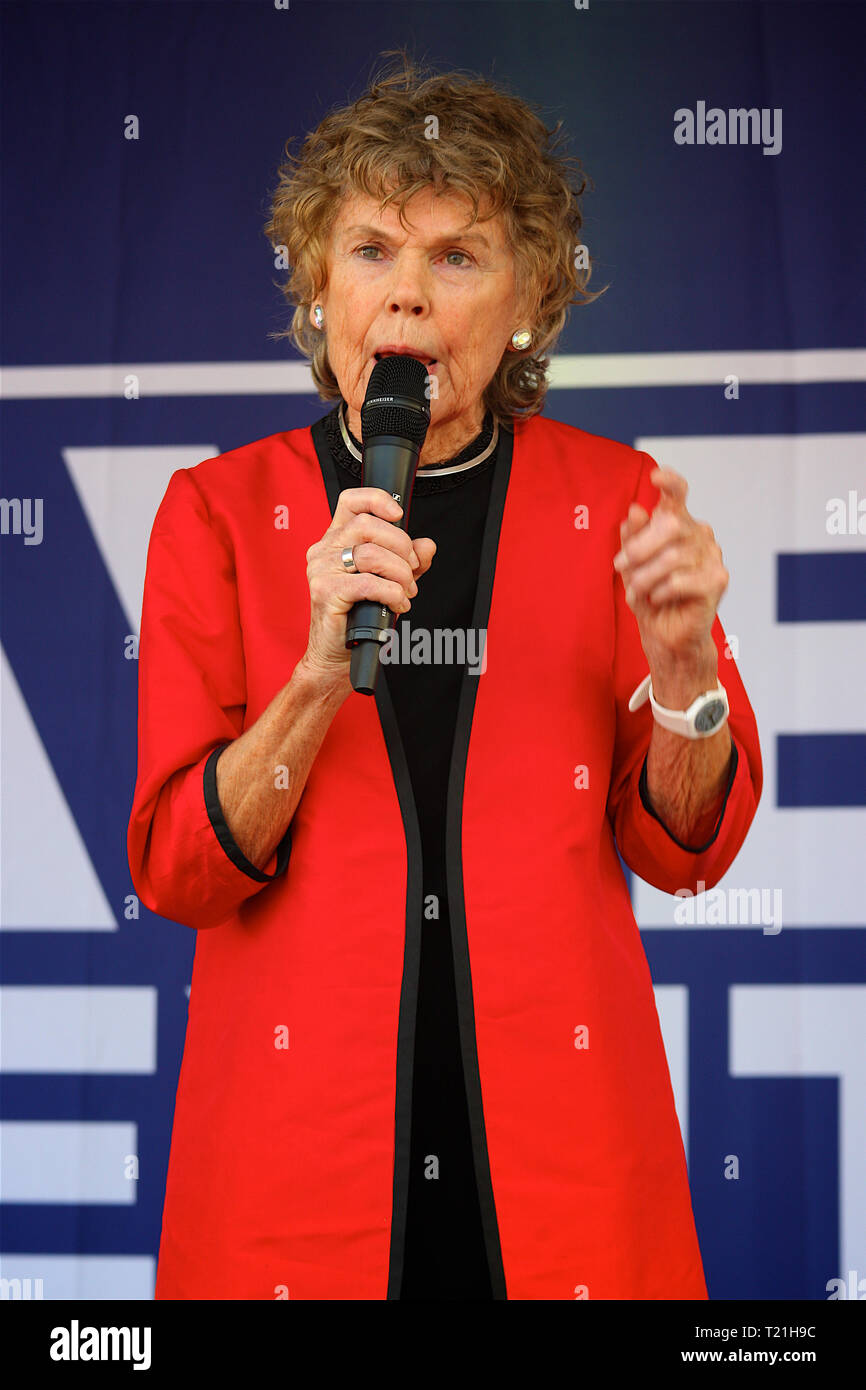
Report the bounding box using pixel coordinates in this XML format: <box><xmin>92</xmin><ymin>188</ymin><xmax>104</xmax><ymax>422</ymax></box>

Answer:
<box><xmin>355</xmin><ymin>244</ymin><xmax>472</xmax><ymax>266</ymax></box>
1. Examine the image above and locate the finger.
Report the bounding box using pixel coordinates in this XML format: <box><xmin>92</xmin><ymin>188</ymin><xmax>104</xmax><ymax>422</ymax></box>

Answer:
<box><xmin>619</xmin><ymin>502</ymin><xmax>650</xmax><ymax>544</ymax></box>
<box><xmin>334</xmin><ymin>487</ymin><xmax>405</xmax><ymax>525</ymax></box>
<box><xmin>336</xmin><ymin>571</ymin><xmax>413</xmax><ymax>616</ymax></box>
<box><xmin>349</xmin><ymin>542</ymin><xmax>417</xmax><ymax>593</ymax></box>
<box><xmin>614</xmin><ymin>508</ymin><xmax>684</xmax><ymax>571</ymax></box>
<box><xmin>649</xmin><ymin>466</ymin><xmax>689</xmax><ymax>511</ymax></box>
<box><xmin>343</xmin><ymin>514</ymin><xmax>419</xmax><ymax>568</ymax></box>
<box><xmin>411</xmin><ymin>537</ymin><xmax>437</xmax><ymax>576</ymax></box>
<box><xmin>646</xmin><ymin>569</ymin><xmax>721</xmax><ymax>606</ymax></box>
<box><xmin>618</xmin><ymin>542</ymin><xmax>697</xmax><ymax>598</ymax></box>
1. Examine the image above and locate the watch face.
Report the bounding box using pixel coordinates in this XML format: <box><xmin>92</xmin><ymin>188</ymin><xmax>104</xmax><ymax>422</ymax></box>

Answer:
<box><xmin>695</xmin><ymin>699</ymin><xmax>725</xmax><ymax>733</ymax></box>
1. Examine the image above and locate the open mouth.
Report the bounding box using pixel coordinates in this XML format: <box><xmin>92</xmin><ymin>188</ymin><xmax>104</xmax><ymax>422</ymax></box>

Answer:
<box><xmin>374</xmin><ymin>351</ymin><xmax>437</xmax><ymax>367</ymax></box>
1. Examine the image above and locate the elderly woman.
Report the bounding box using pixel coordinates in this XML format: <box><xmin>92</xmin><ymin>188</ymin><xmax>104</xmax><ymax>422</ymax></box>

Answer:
<box><xmin>128</xmin><ymin>56</ymin><xmax>762</xmax><ymax>1301</ymax></box>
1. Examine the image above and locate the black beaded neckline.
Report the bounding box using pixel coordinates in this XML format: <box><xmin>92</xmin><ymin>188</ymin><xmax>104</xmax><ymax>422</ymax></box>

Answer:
<box><xmin>322</xmin><ymin>401</ymin><xmax>499</xmax><ymax>495</ymax></box>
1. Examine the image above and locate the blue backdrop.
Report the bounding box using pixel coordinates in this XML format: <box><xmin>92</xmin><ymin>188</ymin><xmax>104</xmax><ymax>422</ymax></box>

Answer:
<box><xmin>1</xmin><ymin>0</ymin><xmax>864</xmax><ymax>1301</ymax></box>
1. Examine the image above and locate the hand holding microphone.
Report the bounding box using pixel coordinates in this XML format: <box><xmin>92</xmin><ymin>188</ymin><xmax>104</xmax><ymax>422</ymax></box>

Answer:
<box><xmin>301</xmin><ymin>356</ymin><xmax>436</xmax><ymax>693</ymax></box>
<box><xmin>344</xmin><ymin>354</ymin><xmax>434</xmax><ymax>692</ymax></box>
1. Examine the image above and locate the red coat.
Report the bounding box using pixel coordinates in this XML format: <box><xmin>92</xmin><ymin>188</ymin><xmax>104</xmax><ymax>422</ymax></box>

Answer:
<box><xmin>128</xmin><ymin>410</ymin><xmax>762</xmax><ymax>1300</ymax></box>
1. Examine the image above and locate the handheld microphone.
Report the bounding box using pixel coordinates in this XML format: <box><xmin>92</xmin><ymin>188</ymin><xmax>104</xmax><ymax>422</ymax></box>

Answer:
<box><xmin>346</xmin><ymin>354</ymin><xmax>431</xmax><ymax>695</ymax></box>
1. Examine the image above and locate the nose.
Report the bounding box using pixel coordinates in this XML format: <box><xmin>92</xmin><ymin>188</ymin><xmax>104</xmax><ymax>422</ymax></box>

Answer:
<box><xmin>386</xmin><ymin>250</ymin><xmax>431</xmax><ymax>318</ymax></box>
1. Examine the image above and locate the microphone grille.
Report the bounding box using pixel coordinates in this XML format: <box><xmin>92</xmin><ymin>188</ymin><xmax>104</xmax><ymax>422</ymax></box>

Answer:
<box><xmin>361</xmin><ymin>355</ymin><xmax>431</xmax><ymax>446</ymax></box>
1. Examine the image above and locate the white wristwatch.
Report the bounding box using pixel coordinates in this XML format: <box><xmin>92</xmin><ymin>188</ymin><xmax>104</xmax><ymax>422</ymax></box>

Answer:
<box><xmin>628</xmin><ymin>673</ymin><xmax>729</xmax><ymax>739</ymax></box>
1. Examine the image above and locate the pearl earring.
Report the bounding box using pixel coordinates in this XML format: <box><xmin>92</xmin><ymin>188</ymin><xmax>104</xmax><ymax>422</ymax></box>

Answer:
<box><xmin>313</xmin><ymin>305</ymin><xmax>324</xmax><ymax>329</ymax></box>
<box><xmin>511</xmin><ymin>328</ymin><xmax>532</xmax><ymax>350</ymax></box>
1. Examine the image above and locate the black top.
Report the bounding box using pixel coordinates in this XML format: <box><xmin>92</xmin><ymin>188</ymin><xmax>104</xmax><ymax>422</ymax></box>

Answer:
<box><xmin>323</xmin><ymin>401</ymin><xmax>497</xmax><ymax>1300</ymax></box>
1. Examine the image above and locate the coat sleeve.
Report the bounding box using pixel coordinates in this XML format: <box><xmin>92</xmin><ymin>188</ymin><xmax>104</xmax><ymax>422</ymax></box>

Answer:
<box><xmin>605</xmin><ymin>451</ymin><xmax>763</xmax><ymax>894</ymax></box>
<box><xmin>127</xmin><ymin>467</ymin><xmax>292</xmax><ymax>930</ymax></box>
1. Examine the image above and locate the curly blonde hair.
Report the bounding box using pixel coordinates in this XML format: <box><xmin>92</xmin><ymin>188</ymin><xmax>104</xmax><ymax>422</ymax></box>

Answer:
<box><xmin>262</xmin><ymin>49</ymin><xmax>603</xmax><ymax>422</ymax></box>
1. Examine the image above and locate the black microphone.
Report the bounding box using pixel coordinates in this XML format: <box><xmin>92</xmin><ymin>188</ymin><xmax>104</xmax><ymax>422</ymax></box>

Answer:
<box><xmin>345</xmin><ymin>354</ymin><xmax>431</xmax><ymax>694</ymax></box>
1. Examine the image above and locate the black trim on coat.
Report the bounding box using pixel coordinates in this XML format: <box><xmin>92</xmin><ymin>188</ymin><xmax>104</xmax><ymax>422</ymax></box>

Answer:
<box><xmin>310</xmin><ymin>411</ymin><xmax>511</xmax><ymax>1301</ymax></box>
<box><xmin>638</xmin><ymin>736</ymin><xmax>739</xmax><ymax>853</ymax></box>
<box><xmin>203</xmin><ymin>743</ymin><xmax>292</xmax><ymax>882</ymax></box>
<box><xmin>310</xmin><ymin>415</ymin><xmax>423</xmax><ymax>1300</ymax></box>
<box><xmin>443</xmin><ymin>420</ymin><xmax>513</xmax><ymax>1302</ymax></box>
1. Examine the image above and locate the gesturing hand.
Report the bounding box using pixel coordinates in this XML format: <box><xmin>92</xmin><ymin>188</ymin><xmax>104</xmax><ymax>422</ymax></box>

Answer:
<box><xmin>613</xmin><ymin>467</ymin><xmax>729</xmax><ymax>667</ymax></box>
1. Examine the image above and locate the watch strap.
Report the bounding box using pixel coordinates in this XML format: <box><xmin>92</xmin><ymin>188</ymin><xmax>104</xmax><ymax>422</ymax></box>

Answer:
<box><xmin>628</xmin><ymin>673</ymin><xmax>730</xmax><ymax>739</ymax></box>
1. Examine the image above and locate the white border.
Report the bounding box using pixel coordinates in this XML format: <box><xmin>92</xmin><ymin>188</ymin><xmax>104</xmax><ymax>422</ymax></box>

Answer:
<box><xmin>1</xmin><ymin>349</ymin><xmax>864</xmax><ymax>398</ymax></box>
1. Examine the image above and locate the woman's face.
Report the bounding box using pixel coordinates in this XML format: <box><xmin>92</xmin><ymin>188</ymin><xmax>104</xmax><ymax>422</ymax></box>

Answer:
<box><xmin>313</xmin><ymin>186</ymin><xmax>527</xmax><ymax>451</ymax></box>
